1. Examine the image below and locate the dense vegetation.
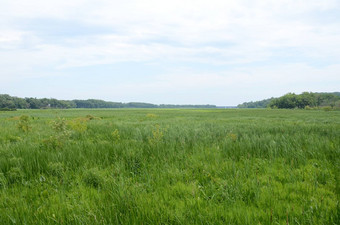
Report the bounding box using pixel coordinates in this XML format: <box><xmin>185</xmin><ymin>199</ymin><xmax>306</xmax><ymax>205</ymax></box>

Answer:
<box><xmin>0</xmin><ymin>109</ymin><xmax>339</xmax><ymax>224</ymax></box>
<box><xmin>237</xmin><ymin>98</ymin><xmax>274</xmax><ymax>108</ymax></box>
<box><xmin>0</xmin><ymin>94</ymin><xmax>216</xmax><ymax>110</ymax></box>
<box><xmin>269</xmin><ymin>92</ymin><xmax>340</xmax><ymax>109</ymax></box>
<box><xmin>238</xmin><ymin>92</ymin><xmax>340</xmax><ymax>109</ymax></box>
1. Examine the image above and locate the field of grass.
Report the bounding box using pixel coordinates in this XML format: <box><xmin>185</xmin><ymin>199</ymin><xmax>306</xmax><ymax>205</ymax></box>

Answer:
<box><xmin>0</xmin><ymin>109</ymin><xmax>339</xmax><ymax>224</ymax></box>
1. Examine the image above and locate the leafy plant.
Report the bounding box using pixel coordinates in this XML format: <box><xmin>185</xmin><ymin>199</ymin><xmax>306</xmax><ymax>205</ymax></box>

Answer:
<box><xmin>68</xmin><ymin>118</ymin><xmax>88</xmax><ymax>133</ymax></box>
<box><xmin>148</xmin><ymin>124</ymin><xmax>164</xmax><ymax>146</ymax></box>
<box><xmin>17</xmin><ymin>115</ymin><xmax>31</xmax><ymax>133</ymax></box>
<box><xmin>227</xmin><ymin>132</ymin><xmax>238</xmax><ymax>142</ymax></box>
<box><xmin>51</xmin><ymin>117</ymin><xmax>68</xmax><ymax>133</ymax></box>
<box><xmin>111</xmin><ymin>129</ymin><xmax>120</xmax><ymax>143</ymax></box>
<box><xmin>41</xmin><ymin>135</ymin><xmax>64</xmax><ymax>150</ymax></box>
<box><xmin>6</xmin><ymin>135</ymin><xmax>22</xmax><ymax>143</ymax></box>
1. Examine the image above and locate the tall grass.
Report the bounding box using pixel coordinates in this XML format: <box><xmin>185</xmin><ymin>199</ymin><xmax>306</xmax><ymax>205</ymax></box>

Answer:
<box><xmin>0</xmin><ymin>109</ymin><xmax>339</xmax><ymax>224</ymax></box>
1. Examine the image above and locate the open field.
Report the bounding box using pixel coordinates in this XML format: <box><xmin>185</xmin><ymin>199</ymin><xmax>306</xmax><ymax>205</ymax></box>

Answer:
<box><xmin>0</xmin><ymin>109</ymin><xmax>339</xmax><ymax>224</ymax></box>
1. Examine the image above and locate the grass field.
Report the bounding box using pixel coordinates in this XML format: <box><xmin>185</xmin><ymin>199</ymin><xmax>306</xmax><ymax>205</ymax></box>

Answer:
<box><xmin>0</xmin><ymin>109</ymin><xmax>339</xmax><ymax>224</ymax></box>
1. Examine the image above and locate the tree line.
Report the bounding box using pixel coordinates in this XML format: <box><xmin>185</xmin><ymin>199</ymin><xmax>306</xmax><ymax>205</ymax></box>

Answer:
<box><xmin>0</xmin><ymin>94</ymin><xmax>216</xmax><ymax>110</ymax></box>
<box><xmin>238</xmin><ymin>92</ymin><xmax>340</xmax><ymax>109</ymax></box>
<box><xmin>237</xmin><ymin>98</ymin><xmax>275</xmax><ymax>108</ymax></box>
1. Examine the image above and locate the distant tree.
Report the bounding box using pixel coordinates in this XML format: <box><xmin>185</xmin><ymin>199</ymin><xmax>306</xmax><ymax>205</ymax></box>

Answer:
<box><xmin>25</xmin><ymin>98</ymin><xmax>42</xmax><ymax>109</ymax></box>
<box><xmin>237</xmin><ymin>98</ymin><xmax>274</xmax><ymax>108</ymax></box>
<box><xmin>241</xmin><ymin>92</ymin><xmax>340</xmax><ymax>109</ymax></box>
<box><xmin>0</xmin><ymin>95</ymin><xmax>15</xmax><ymax>109</ymax></box>
<box><xmin>268</xmin><ymin>92</ymin><xmax>340</xmax><ymax>109</ymax></box>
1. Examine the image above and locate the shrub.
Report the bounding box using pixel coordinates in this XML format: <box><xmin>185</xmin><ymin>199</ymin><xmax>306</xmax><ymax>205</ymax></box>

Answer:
<box><xmin>17</xmin><ymin>115</ymin><xmax>32</xmax><ymax>133</ymax></box>
<box><xmin>68</xmin><ymin>118</ymin><xmax>87</xmax><ymax>133</ymax></box>
<box><xmin>323</xmin><ymin>106</ymin><xmax>333</xmax><ymax>111</ymax></box>
<box><xmin>0</xmin><ymin>108</ymin><xmax>16</xmax><ymax>111</ymax></box>
<box><xmin>51</xmin><ymin>117</ymin><xmax>68</xmax><ymax>133</ymax></box>
<box><xmin>41</xmin><ymin>135</ymin><xmax>64</xmax><ymax>150</ymax></box>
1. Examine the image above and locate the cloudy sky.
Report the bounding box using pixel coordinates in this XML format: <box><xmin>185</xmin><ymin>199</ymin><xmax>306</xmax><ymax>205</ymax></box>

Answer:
<box><xmin>1</xmin><ymin>0</ymin><xmax>339</xmax><ymax>105</ymax></box>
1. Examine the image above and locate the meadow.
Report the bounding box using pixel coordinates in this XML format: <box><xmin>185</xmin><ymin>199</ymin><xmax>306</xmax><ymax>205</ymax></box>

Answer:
<box><xmin>0</xmin><ymin>108</ymin><xmax>339</xmax><ymax>224</ymax></box>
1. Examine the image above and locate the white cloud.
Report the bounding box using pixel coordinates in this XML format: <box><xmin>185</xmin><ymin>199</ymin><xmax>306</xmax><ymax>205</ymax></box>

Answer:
<box><xmin>2</xmin><ymin>0</ymin><xmax>339</xmax><ymax>63</ymax></box>
<box><xmin>84</xmin><ymin>63</ymin><xmax>340</xmax><ymax>104</ymax></box>
<box><xmin>0</xmin><ymin>0</ymin><xmax>339</xmax><ymax>103</ymax></box>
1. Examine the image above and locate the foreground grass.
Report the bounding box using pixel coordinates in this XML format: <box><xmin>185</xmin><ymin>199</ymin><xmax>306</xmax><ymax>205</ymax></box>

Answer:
<box><xmin>0</xmin><ymin>109</ymin><xmax>339</xmax><ymax>224</ymax></box>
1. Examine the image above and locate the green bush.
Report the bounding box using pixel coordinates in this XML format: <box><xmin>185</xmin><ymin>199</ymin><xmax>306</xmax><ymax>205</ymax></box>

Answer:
<box><xmin>0</xmin><ymin>108</ymin><xmax>16</xmax><ymax>111</ymax></box>
<box><xmin>323</xmin><ymin>106</ymin><xmax>333</xmax><ymax>111</ymax></box>
<box><xmin>17</xmin><ymin>115</ymin><xmax>32</xmax><ymax>132</ymax></box>
<box><xmin>68</xmin><ymin>118</ymin><xmax>87</xmax><ymax>133</ymax></box>
<box><xmin>51</xmin><ymin>117</ymin><xmax>68</xmax><ymax>133</ymax></box>
<box><xmin>41</xmin><ymin>135</ymin><xmax>64</xmax><ymax>150</ymax></box>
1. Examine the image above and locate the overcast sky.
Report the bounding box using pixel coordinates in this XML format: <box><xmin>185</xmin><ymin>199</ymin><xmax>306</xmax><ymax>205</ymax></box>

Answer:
<box><xmin>1</xmin><ymin>0</ymin><xmax>339</xmax><ymax>105</ymax></box>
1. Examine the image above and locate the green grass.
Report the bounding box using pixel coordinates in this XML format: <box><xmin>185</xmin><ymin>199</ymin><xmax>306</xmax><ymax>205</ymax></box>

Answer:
<box><xmin>0</xmin><ymin>109</ymin><xmax>339</xmax><ymax>224</ymax></box>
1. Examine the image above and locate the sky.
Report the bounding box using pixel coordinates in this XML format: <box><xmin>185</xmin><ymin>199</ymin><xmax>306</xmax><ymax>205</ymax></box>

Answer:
<box><xmin>1</xmin><ymin>0</ymin><xmax>340</xmax><ymax>106</ymax></box>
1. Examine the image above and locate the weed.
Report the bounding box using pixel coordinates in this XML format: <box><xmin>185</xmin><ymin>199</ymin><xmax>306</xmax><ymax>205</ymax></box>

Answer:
<box><xmin>51</xmin><ymin>117</ymin><xmax>68</xmax><ymax>133</ymax></box>
<box><xmin>85</xmin><ymin>114</ymin><xmax>101</xmax><ymax>120</ymax></box>
<box><xmin>7</xmin><ymin>116</ymin><xmax>21</xmax><ymax>121</ymax></box>
<box><xmin>146</xmin><ymin>113</ymin><xmax>158</xmax><ymax>118</ymax></box>
<box><xmin>17</xmin><ymin>115</ymin><xmax>31</xmax><ymax>133</ymax></box>
<box><xmin>111</xmin><ymin>129</ymin><xmax>120</xmax><ymax>143</ymax></box>
<box><xmin>148</xmin><ymin>124</ymin><xmax>164</xmax><ymax>146</ymax></box>
<box><xmin>68</xmin><ymin>118</ymin><xmax>87</xmax><ymax>133</ymax></box>
<box><xmin>227</xmin><ymin>132</ymin><xmax>238</xmax><ymax>142</ymax></box>
<box><xmin>6</xmin><ymin>135</ymin><xmax>22</xmax><ymax>143</ymax></box>
<box><xmin>86</xmin><ymin>114</ymin><xmax>95</xmax><ymax>120</ymax></box>
<box><xmin>323</xmin><ymin>106</ymin><xmax>333</xmax><ymax>111</ymax></box>
<box><xmin>41</xmin><ymin>135</ymin><xmax>64</xmax><ymax>150</ymax></box>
